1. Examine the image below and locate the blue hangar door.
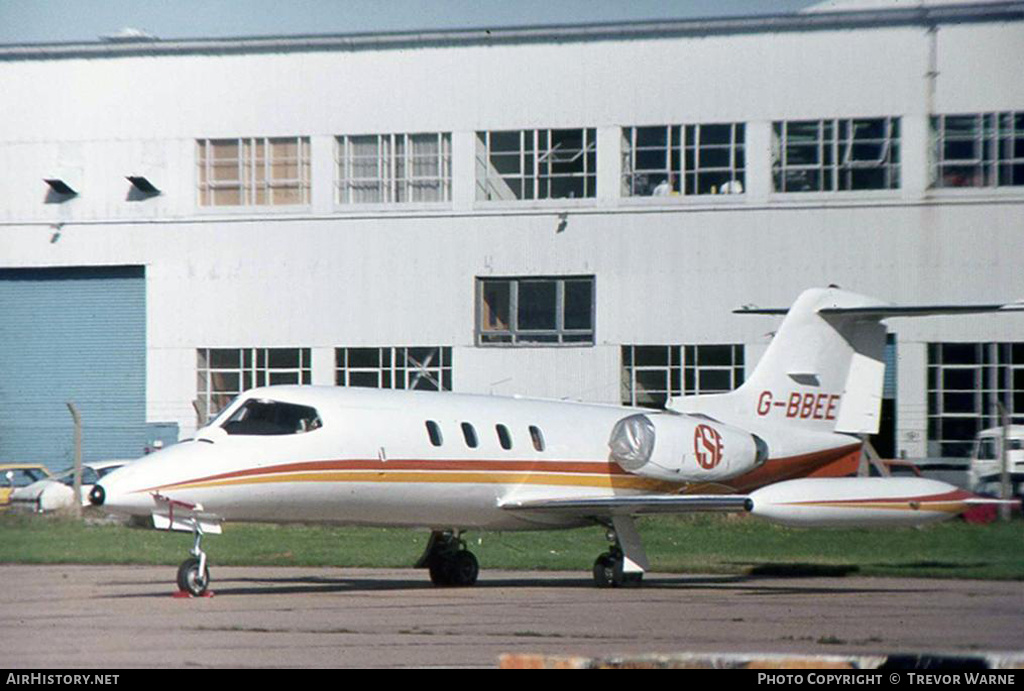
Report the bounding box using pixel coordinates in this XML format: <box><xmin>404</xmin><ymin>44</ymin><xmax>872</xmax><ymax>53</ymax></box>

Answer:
<box><xmin>0</xmin><ymin>266</ymin><xmax>149</xmax><ymax>470</ymax></box>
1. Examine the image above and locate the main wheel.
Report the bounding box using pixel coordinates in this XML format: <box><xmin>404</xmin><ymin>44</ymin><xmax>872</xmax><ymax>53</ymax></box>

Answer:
<box><xmin>592</xmin><ymin>552</ymin><xmax>617</xmax><ymax>588</ymax></box>
<box><xmin>428</xmin><ymin>557</ymin><xmax>453</xmax><ymax>586</ymax></box>
<box><xmin>592</xmin><ymin>553</ymin><xmax>643</xmax><ymax>588</ymax></box>
<box><xmin>429</xmin><ymin>551</ymin><xmax>479</xmax><ymax>587</ymax></box>
<box><xmin>177</xmin><ymin>557</ymin><xmax>210</xmax><ymax>596</ymax></box>
<box><xmin>449</xmin><ymin>551</ymin><xmax>479</xmax><ymax>587</ymax></box>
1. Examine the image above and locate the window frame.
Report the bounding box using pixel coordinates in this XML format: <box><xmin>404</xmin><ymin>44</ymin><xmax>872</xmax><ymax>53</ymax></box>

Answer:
<box><xmin>621</xmin><ymin>123</ymin><xmax>746</xmax><ymax>197</ymax></box>
<box><xmin>336</xmin><ymin>132</ymin><xmax>452</xmax><ymax>205</ymax></box>
<box><xmin>621</xmin><ymin>344</ymin><xmax>745</xmax><ymax>409</ymax></box>
<box><xmin>197</xmin><ymin>137</ymin><xmax>311</xmax><ymax>207</ymax></box>
<box><xmin>475</xmin><ymin>128</ymin><xmax>597</xmax><ymax>202</ymax></box>
<box><xmin>926</xmin><ymin>342</ymin><xmax>1023</xmax><ymax>458</ymax></box>
<box><xmin>476</xmin><ymin>276</ymin><xmax>595</xmax><ymax>347</ymax></box>
<box><xmin>196</xmin><ymin>347</ymin><xmax>312</xmax><ymax>423</ymax></box>
<box><xmin>772</xmin><ymin>117</ymin><xmax>901</xmax><ymax>193</ymax></box>
<box><xmin>931</xmin><ymin>112</ymin><xmax>1024</xmax><ymax>189</ymax></box>
<box><xmin>335</xmin><ymin>346</ymin><xmax>453</xmax><ymax>392</ymax></box>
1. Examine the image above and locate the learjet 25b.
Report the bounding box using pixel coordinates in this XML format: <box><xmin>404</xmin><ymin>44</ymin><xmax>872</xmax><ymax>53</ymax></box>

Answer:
<box><xmin>90</xmin><ymin>287</ymin><xmax>1020</xmax><ymax>595</ymax></box>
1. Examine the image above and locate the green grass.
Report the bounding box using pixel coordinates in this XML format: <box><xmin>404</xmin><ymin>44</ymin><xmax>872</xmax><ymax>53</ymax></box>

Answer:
<box><xmin>1</xmin><ymin>511</ymin><xmax>1022</xmax><ymax>579</ymax></box>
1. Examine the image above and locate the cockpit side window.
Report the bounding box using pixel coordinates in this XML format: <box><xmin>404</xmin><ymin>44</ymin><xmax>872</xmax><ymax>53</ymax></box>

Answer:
<box><xmin>221</xmin><ymin>400</ymin><xmax>322</xmax><ymax>436</ymax></box>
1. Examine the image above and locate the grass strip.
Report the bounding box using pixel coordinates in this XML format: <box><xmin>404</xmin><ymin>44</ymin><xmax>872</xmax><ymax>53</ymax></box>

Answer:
<box><xmin>1</xmin><ymin>512</ymin><xmax>1021</xmax><ymax>580</ymax></box>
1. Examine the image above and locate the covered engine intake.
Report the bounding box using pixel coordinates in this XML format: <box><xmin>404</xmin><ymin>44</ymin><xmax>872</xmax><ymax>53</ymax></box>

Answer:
<box><xmin>609</xmin><ymin>412</ymin><xmax>768</xmax><ymax>483</ymax></box>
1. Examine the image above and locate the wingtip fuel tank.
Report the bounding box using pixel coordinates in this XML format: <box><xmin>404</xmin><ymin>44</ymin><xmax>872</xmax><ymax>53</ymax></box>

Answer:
<box><xmin>747</xmin><ymin>477</ymin><xmax>1007</xmax><ymax>528</ymax></box>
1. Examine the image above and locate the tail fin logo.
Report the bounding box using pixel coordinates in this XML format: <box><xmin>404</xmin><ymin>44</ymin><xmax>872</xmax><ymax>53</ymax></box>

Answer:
<box><xmin>694</xmin><ymin>424</ymin><xmax>724</xmax><ymax>470</ymax></box>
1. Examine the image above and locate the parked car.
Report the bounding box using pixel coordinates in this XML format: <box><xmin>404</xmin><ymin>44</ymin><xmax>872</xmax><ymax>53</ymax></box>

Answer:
<box><xmin>968</xmin><ymin>425</ymin><xmax>1024</xmax><ymax>498</ymax></box>
<box><xmin>0</xmin><ymin>463</ymin><xmax>52</xmax><ymax>509</ymax></box>
<box><xmin>9</xmin><ymin>460</ymin><xmax>130</xmax><ymax>513</ymax></box>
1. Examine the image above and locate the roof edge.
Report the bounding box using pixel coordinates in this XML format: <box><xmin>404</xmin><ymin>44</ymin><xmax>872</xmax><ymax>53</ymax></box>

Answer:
<box><xmin>1</xmin><ymin>1</ymin><xmax>1022</xmax><ymax>60</ymax></box>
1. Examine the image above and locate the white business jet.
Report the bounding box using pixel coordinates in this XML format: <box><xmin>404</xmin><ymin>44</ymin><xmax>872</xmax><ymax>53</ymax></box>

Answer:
<box><xmin>90</xmin><ymin>287</ymin><xmax>1019</xmax><ymax>595</ymax></box>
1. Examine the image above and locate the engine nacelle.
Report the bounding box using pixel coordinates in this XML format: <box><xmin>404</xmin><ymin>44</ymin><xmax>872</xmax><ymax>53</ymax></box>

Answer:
<box><xmin>609</xmin><ymin>413</ymin><xmax>767</xmax><ymax>483</ymax></box>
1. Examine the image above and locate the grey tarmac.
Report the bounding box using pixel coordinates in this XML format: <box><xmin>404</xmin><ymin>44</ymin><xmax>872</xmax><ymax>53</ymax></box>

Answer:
<box><xmin>2</xmin><ymin>565</ymin><xmax>1021</xmax><ymax>668</ymax></box>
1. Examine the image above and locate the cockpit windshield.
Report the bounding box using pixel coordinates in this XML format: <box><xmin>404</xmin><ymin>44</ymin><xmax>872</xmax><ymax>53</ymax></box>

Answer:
<box><xmin>221</xmin><ymin>399</ymin><xmax>322</xmax><ymax>436</ymax></box>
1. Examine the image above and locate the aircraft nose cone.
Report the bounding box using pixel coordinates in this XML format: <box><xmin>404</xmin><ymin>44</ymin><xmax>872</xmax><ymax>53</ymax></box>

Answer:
<box><xmin>89</xmin><ymin>484</ymin><xmax>106</xmax><ymax>506</ymax></box>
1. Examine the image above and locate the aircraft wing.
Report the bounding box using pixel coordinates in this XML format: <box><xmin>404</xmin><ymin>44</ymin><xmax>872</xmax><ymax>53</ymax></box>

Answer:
<box><xmin>501</xmin><ymin>494</ymin><xmax>752</xmax><ymax>517</ymax></box>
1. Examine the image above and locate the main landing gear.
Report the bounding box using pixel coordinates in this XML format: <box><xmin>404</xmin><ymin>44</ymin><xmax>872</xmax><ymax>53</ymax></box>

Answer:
<box><xmin>592</xmin><ymin>516</ymin><xmax>648</xmax><ymax>588</ymax></box>
<box><xmin>176</xmin><ymin>520</ymin><xmax>211</xmax><ymax>596</ymax></box>
<box><xmin>416</xmin><ymin>530</ymin><xmax>479</xmax><ymax>587</ymax></box>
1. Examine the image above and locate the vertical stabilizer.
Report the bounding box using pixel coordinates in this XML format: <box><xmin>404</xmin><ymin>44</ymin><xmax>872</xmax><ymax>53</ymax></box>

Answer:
<box><xmin>734</xmin><ymin>287</ymin><xmax>890</xmax><ymax>435</ymax></box>
<box><xmin>700</xmin><ymin>287</ymin><xmax>1015</xmax><ymax>436</ymax></box>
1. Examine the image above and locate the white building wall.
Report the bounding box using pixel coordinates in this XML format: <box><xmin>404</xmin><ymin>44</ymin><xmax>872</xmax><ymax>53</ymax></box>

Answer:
<box><xmin>1</xmin><ymin>9</ymin><xmax>1022</xmax><ymax>451</ymax></box>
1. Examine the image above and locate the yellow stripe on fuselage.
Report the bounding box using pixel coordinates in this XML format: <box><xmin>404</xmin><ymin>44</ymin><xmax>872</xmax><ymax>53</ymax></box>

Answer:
<box><xmin>149</xmin><ymin>470</ymin><xmax>679</xmax><ymax>493</ymax></box>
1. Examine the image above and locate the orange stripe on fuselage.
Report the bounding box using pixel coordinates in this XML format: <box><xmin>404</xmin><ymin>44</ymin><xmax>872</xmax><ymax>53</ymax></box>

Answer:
<box><xmin>134</xmin><ymin>444</ymin><xmax>864</xmax><ymax>497</ymax></box>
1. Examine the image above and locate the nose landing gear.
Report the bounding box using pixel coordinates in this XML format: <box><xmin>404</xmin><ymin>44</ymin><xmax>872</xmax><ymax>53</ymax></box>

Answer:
<box><xmin>176</xmin><ymin>522</ymin><xmax>211</xmax><ymax>597</ymax></box>
<box><xmin>176</xmin><ymin>519</ymin><xmax>211</xmax><ymax>597</ymax></box>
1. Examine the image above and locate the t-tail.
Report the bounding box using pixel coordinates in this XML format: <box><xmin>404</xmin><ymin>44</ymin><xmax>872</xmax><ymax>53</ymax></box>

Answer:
<box><xmin>668</xmin><ymin>286</ymin><xmax>1021</xmax><ymax>526</ymax></box>
<box><xmin>679</xmin><ymin>286</ymin><xmax>1016</xmax><ymax>440</ymax></box>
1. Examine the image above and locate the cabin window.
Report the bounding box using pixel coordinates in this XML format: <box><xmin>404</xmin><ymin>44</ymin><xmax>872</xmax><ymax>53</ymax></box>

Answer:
<box><xmin>461</xmin><ymin>422</ymin><xmax>479</xmax><ymax>449</ymax></box>
<box><xmin>221</xmin><ymin>399</ymin><xmax>322</xmax><ymax>436</ymax></box>
<box><xmin>976</xmin><ymin>437</ymin><xmax>998</xmax><ymax>461</ymax></box>
<box><xmin>529</xmin><ymin>425</ymin><xmax>545</xmax><ymax>452</ymax></box>
<box><xmin>426</xmin><ymin>420</ymin><xmax>444</xmax><ymax>447</ymax></box>
<box><xmin>496</xmin><ymin>424</ymin><xmax>513</xmax><ymax>450</ymax></box>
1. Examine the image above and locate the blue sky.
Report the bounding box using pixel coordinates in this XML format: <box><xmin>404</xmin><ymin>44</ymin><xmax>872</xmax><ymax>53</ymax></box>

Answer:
<box><xmin>0</xmin><ymin>0</ymin><xmax>818</xmax><ymax>44</ymax></box>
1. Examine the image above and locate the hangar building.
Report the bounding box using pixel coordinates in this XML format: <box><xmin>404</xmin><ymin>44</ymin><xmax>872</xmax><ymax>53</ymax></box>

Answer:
<box><xmin>1</xmin><ymin>1</ymin><xmax>1022</xmax><ymax>470</ymax></box>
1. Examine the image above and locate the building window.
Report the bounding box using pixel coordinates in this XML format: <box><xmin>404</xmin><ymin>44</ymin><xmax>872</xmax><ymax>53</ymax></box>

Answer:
<box><xmin>621</xmin><ymin>344</ymin><xmax>744</xmax><ymax>409</ymax></box>
<box><xmin>196</xmin><ymin>348</ymin><xmax>312</xmax><ymax>422</ymax></box>
<box><xmin>931</xmin><ymin>113</ymin><xmax>1024</xmax><ymax>188</ymax></box>
<box><xmin>197</xmin><ymin>137</ymin><xmax>310</xmax><ymax>206</ymax></box>
<box><xmin>336</xmin><ymin>132</ymin><xmax>451</xmax><ymax>204</ymax></box>
<box><xmin>477</xmin><ymin>276</ymin><xmax>594</xmax><ymax>346</ymax></box>
<box><xmin>335</xmin><ymin>346</ymin><xmax>452</xmax><ymax>391</ymax></box>
<box><xmin>927</xmin><ymin>343</ymin><xmax>1023</xmax><ymax>458</ymax></box>
<box><xmin>772</xmin><ymin>117</ymin><xmax>900</xmax><ymax>192</ymax></box>
<box><xmin>475</xmin><ymin>129</ymin><xmax>596</xmax><ymax>201</ymax></box>
<box><xmin>622</xmin><ymin>123</ymin><xmax>745</xmax><ymax>197</ymax></box>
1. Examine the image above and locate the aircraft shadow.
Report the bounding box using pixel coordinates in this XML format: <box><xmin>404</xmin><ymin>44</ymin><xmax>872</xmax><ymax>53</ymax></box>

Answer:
<box><xmin>99</xmin><ymin>571</ymin><xmax>922</xmax><ymax>599</ymax></box>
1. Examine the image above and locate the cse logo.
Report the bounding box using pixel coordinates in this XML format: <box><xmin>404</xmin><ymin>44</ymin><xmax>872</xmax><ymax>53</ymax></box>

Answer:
<box><xmin>693</xmin><ymin>424</ymin><xmax>724</xmax><ymax>470</ymax></box>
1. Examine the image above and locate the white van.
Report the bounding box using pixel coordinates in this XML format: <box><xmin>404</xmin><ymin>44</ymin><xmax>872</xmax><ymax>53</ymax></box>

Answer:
<box><xmin>969</xmin><ymin>425</ymin><xmax>1024</xmax><ymax>497</ymax></box>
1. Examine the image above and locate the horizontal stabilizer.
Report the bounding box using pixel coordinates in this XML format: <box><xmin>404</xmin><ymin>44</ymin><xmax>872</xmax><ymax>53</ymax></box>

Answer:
<box><xmin>736</xmin><ymin>302</ymin><xmax>1021</xmax><ymax>317</ymax></box>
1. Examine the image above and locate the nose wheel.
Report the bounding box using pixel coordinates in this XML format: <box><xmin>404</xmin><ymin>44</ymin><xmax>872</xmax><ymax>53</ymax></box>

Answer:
<box><xmin>177</xmin><ymin>556</ymin><xmax>210</xmax><ymax>596</ymax></box>
<box><xmin>176</xmin><ymin>519</ymin><xmax>211</xmax><ymax>596</ymax></box>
